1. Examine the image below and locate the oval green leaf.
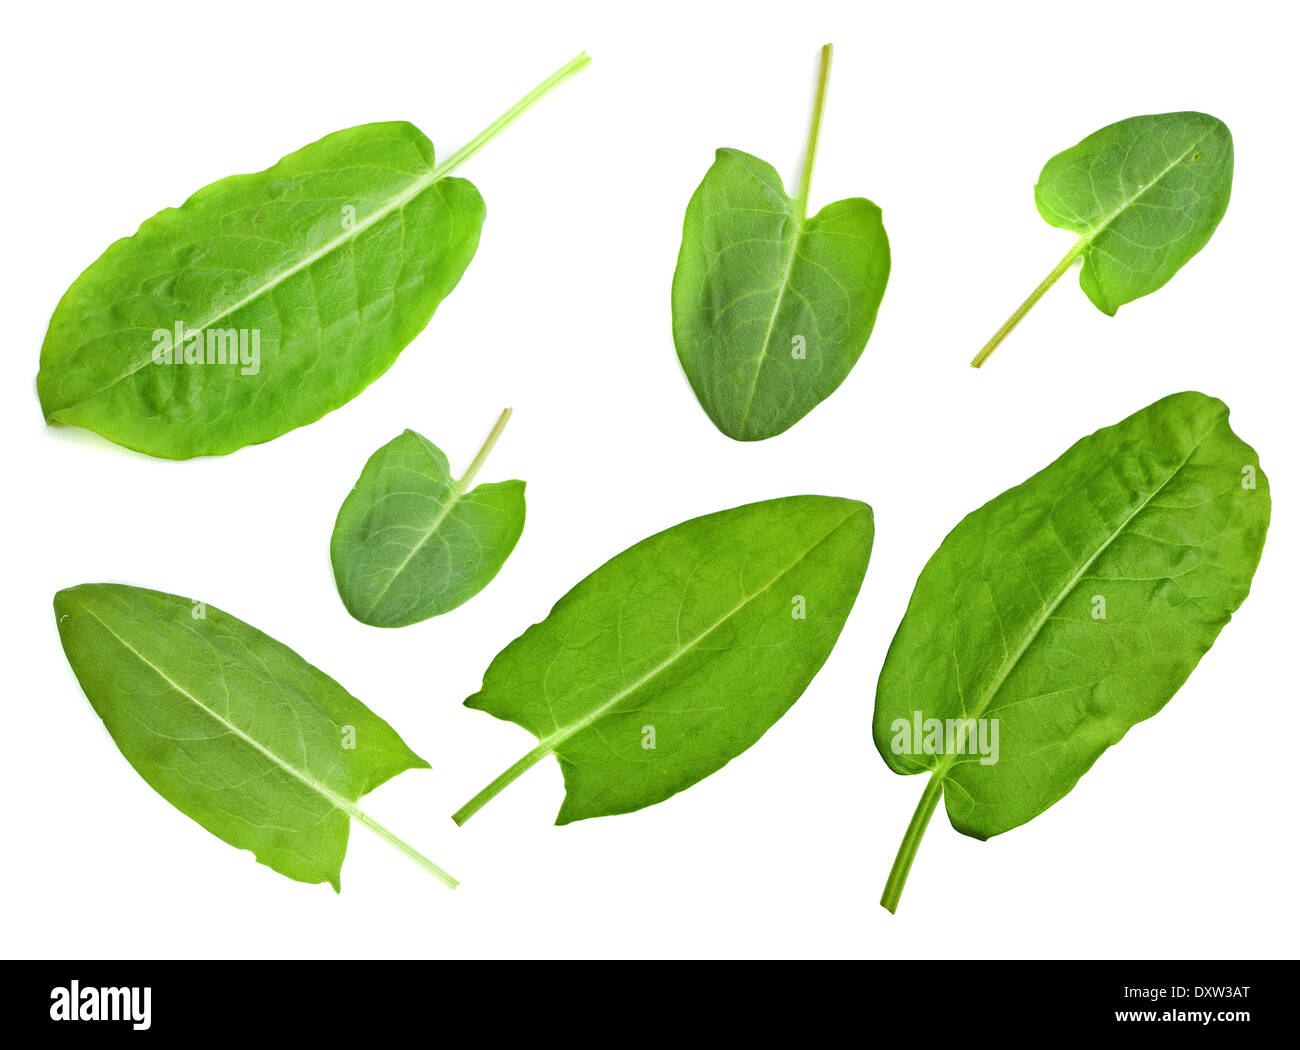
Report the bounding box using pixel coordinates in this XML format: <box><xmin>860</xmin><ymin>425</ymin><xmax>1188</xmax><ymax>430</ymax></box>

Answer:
<box><xmin>671</xmin><ymin>46</ymin><xmax>890</xmax><ymax>440</ymax></box>
<box><xmin>331</xmin><ymin>412</ymin><xmax>526</xmax><ymax>627</ymax></box>
<box><xmin>973</xmin><ymin>111</ymin><xmax>1233</xmax><ymax>366</ymax></box>
<box><xmin>54</xmin><ymin>583</ymin><xmax>456</xmax><ymax>890</ymax></box>
<box><xmin>453</xmin><ymin>495</ymin><xmax>874</xmax><ymax>825</ymax></box>
<box><xmin>36</xmin><ymin>55</ymin><xmax>589</xmax><ymax>458</ymax></box>
<box><xmin>873</xmin><ymin>392</ymin><xmax>1269</xmax><ymax>911</ymax></box>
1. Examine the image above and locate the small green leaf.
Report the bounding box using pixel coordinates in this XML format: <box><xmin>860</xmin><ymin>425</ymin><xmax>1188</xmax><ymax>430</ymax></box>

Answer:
<box><xmin>36</xmin><ymin>54</ymin><xmax>590</xmax><ymax>457</ymax></box>
<box><xmin>671</xmin><ymin>45</ymin><xmax>890</xmax><ymax>440</ymax></box>
<box><xmin>331</xmin><ymin>409</ymin><xmax>525</xmax><ymax>627</ymax></box>
<box><xmin>453</xmin><ymin>495</ymin><xmax>873</xmax><ymax>825</ymax></box>
<box><xmin>874</xmin><ymin>392</ymin><xmax>1269</xmax><ymax>912</ymax></box>
<box><xmin>973</xmin><ymin>112</ymin><xmax>1233</xmax><ymax>366</ymax></box>
<box><xmin>53</xmin><ymin>583</ymin><xmax>456</xmax><ymax>890</ymax></box>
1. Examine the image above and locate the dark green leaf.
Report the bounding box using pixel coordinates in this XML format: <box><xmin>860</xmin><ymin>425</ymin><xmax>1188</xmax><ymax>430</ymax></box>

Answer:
<box><xmin>874</xmin><ymin>392</ymin><xmax>1269</xmax><ymax>911</ymax></box>
<box><xmin>671</xmin><ymin>45</ymin><xmax>890</xmax><ymax>439</ymax></box>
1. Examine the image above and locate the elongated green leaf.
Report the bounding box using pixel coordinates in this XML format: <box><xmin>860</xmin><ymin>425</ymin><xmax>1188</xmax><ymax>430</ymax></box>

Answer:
<box><xmin>671</xmin><ymin>45</ymin><xmax>890</xmax><ymax>440</ymax></box>
<box><xmin>54</xmin><ymin>583</ymin><xmax>456</xmax><ymax>890</ymax></box>
<box><xmin>331</xmin><ymin>410</ymin><xmax>525</xmax><ymax>627</ymax></box>
<box><xmin>36</xmin><ymin>54</ymin><xmax>590</xmax><ymax>458</ymax></box>
<box><xmin>973</xmin><ymin>112</ymin><xmax>1233</xmax><ymax>366</ymax></box>
<box><xmin>453</xmin><ymin>495</ymin><xmax>873</xmax><ymax>825</ymax></box>
<box><xmin>874</xmin><ymin>392</ymin><xmax>1269</xmax><ymax>911</ymax></box>
<box><xmin>38</xmin><ymin>123</ymin><xmax>481</xmax><ymax>459</ymax></box>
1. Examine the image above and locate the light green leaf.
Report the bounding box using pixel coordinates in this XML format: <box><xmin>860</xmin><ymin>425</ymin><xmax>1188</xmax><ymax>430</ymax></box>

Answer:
<box><xmin>973</xmin><ymin>112</ymin><xmax>1233</xmax><ymax>366</ymax></box>
<box><xmin>873</xmin><ymin>392</ymin><xmax>1269</xmax><ymax>911</ymax></box>
<box><xmin>54</xmin><ymin>583</ymin><xmax>456</xmax><ymax>890</ymax></box>
<box><xmin>671</xmin><ymin>45</ymin><xmax>890</xmax><ymax>440</ymax></box>
<box><xmin>331</xmin><ymin>409</ymin><xmax>525</xmax><ymax>627</ymax></box>
<box><xmin>37</xmin><ymin>54</ymin><xmax>590</xmax><ymax>458</ymax></box>
<box><xmin>453</xmin><ymin>495</ymin><xmax>874</xmax><ymax>825</ymax></box>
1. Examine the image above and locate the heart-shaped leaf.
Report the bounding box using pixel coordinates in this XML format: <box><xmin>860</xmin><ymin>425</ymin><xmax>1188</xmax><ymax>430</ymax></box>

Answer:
<box><xmin>331</xmin><ymin>411</ymin><xmax>525</xmax><ymax>627</ymax></box>
<box><xmin>671</xmin><ymin>45</ymin><xmax>890</xmax><ymax>440</ymax></box>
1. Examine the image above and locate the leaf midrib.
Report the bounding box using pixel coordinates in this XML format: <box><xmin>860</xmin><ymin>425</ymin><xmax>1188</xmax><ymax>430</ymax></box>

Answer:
<box><xmin>80</xmin><ymin>603</ymin><xmax>361</xmax><ymax>820</ymax></box>
<box><xmin>535</xmin><ymin>505</ymin><xmax>865</xmax><ymax>754</ymax></box>
<box><xmin>737</xmin><ymin>201</ymin><xmax>805</xmax><ymax>433</ymax></box>
<box><xmin>1076</xmin><ymin>127</ymin><xmax>1217</xmax><ymax>248</ymax></box>
<box><xmin>932</xmin><ymin>419</ymin><xmax>1214</xmax><ymax>782</ymax></box>
<box><xmin>360</xmin><ymin>456</ymin><xmax>471</xmax><ymax>618</ymax></box>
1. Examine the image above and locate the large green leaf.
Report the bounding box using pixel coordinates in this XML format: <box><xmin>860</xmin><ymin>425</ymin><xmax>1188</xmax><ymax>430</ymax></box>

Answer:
<box><xmin>973</xmin><ymin>112</ymin><xmax>1233</xmax><ymax>366</ymax></box>
<box><xmin>453</xmin><ymin>495</ymin><xmax>873</xmax><ymax>825</ymax></box>
<box><xmin>671</xmin><ymin>45</ymin><xmax>890</xmax><ymax>440</ymax></box>
<box><xmin>36</xmin><ymin>54</ymin><xmax>589</xmax><ymax>458</ymax></box>
<box><xmin>54</xmin><ymin>583</ymin><xmax>455</xmax><ymax>890</ymax></box>
<box><xmin>873</xmin><ymin>392</ymin><xmax>1269</xmax><ymax>911</ymax></box>
<box><xmin>331</xmin><ymin>411</ymin><xmax>525</xmax><ymax>627</ymax></box>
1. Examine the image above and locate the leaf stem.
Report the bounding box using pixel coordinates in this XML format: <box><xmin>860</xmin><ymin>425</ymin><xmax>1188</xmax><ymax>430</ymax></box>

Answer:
<box><xmin>431</xmin><ymin>52</ymin><xmax>592</xmax><ymax>180</ymax></box>
<box><xmin>794</xmin><ymin>43</ymin><xmax>834</xmax><ymax>217</ymax></box>
<box><xmin>344</xmin><ymin>801</ymin><xmax>459</xmax><ymax>889</ymax></box>
<box><xmin>461</xmin><ymin>407</ymin><xmax>512</xmax><ymax>489</ymax></box>
<box><xmin>452</xmin><ymin>743</ymin><xmax>550</xmax><ymax>826</ymax></box>
<box><xmin>970</xmin><ymin>238</ymin><xmax>1085</xmax><ymax>367</ymax></box>
<box><xmin>880</xmin><ymin>773</ymin><xmax>944</xmax><ymax>914</ymax></box>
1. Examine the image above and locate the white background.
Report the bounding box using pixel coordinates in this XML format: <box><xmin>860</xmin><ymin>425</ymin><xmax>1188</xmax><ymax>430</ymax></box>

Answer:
<box><xmin>3</xmin><ymin>0</ymin><xmax>1295</xmax><ymax>959</ymax></box>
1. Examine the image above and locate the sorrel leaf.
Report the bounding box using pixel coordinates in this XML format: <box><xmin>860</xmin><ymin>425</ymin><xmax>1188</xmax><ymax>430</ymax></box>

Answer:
<box><xmin>331</xmin><ymin>409</ymin><xmax>525</xmax><ymax>627</ymax></box>
<box><xmin>874</xmin><ymin>392</ymin><xmax>1269</xmax><ymax>912</ymax></box>
<box><xmin>973</xmin><ymin>112</ymin><xmax>1233</xmax><ymax>366</ymax></box>
<box><xmin>53</xmin><ymin>583</ymin><xmax>456</xmax><ymax>890</ymax></box>
<box><xmin>671</xmin><ymin>45</ymin><xmax>890</xmax><ymax>440</ymax></box>
<box><xmin>453</xmin><ymin>495</ymin><xmax>873</xmax><ymax>825</ymax></box>
<box><xmin>36</xmin><ymin>54</ymin><xmax>590</xmax><ymax>458</ymax></box>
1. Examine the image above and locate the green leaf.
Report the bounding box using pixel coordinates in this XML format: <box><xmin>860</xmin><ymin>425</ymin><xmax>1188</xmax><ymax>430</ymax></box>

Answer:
<box><xmin>36</xmin><ymin>54</ymin><xmax>590</xmax><ymax>458</ymax></box>
<box><xmin>671</xmin><ymin>45</ymin><xmax>890</xmax><ymax>440</ymax></box>
<box><xmin>973</xmin><ymin>112</ymin><xmax>1233</xmax><ymax>366</ymax></box>
<box><xmin>873</xmin><ymin>392</ymin><xmax>1269</xmax><ymax>912</ymax></box>
<box><xmin>331</xmin><ymin>409</ymin><xmax>525</xmax><ymax>627</ymax></box>
<box><xmin>53</xmin><ymin>583</ymin><xmax>456</xmax><ymax>890</ymax></box>
<box><xmin>453</xmin><ymin>495</ymin><xmax>874</xmax><ymax>825</ymax></box>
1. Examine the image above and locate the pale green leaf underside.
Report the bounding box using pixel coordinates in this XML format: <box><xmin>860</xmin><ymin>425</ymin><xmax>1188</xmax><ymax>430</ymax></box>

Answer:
<box><xmin>1035</xmin><ymin>111</ymin><xmax>1233</xmax><ymax>315</ymax></box>
<box><xmin>874</xmin><ymin>391</ymin><xmax>1269</xmax><ymax>839</ymax></box>
<box><xmin>672</xmin><ymin>149</ymin><xmax>890</xmax><ymax>441</ymax></box>
<box><xmin>53</xmin><ymin>584</ymin><xmax>429</xmax><ymax>888</ymax></box>
<box><xmin>331</xmin><ymin>429</ymin><xmax>525</xmax><ymax>627</ymax></box>
<box><xmin>37</xmin><ymin>121</ymin><xmax>484</xmax><ymax>458</ymax></box>
<box><xmin>467</xmin><ymin>496</ymin><xmax>873</xmax><ymax>823</ymax></box>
